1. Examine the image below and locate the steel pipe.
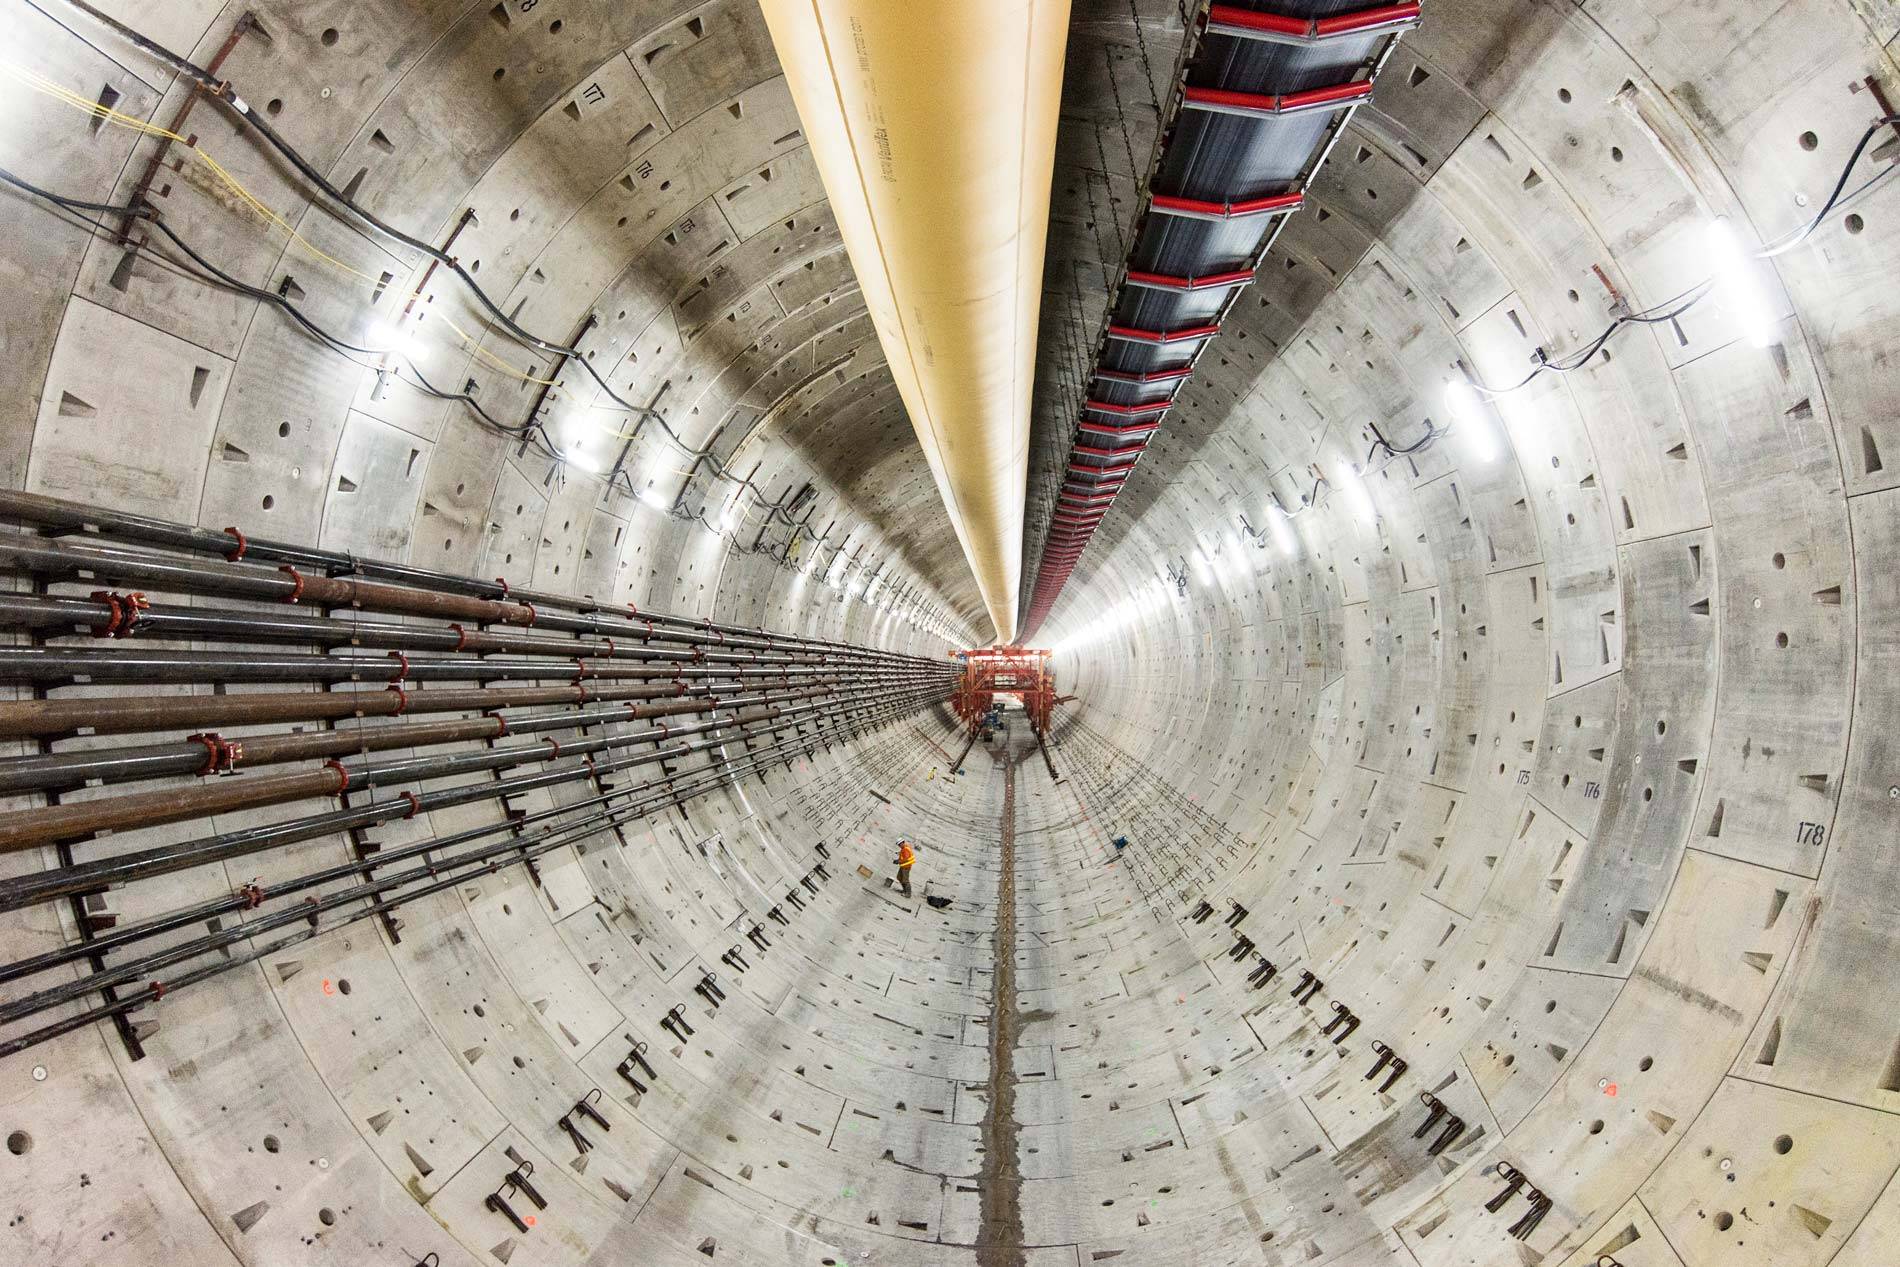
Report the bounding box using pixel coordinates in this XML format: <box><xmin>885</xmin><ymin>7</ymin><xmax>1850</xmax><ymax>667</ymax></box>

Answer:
<box><xmin>0</xmin><ymin>692</ymin><xmax>922</xmax><ymax>1024</ymax></box>
<box><xmin>0</xmin><ymin>683</ymin><xmax>940</xmax><ymax>912</ymax></box>
<box><xmin>0</xmin><ymin>678</ymin><xmax>764</xmax><ymax>739</ymax></box>
<box><xmin>0</xmin><ymin>684</ymin><xmax>840</xmax><ymax>793</ymax></box>
<box><xmin>0</xmin><ymin>490</ymin><xmax>886</xmax><ymax>653</ymax></box>
<box><xmin>0</xmin><ymin>689</ymin><xmax>931</xmax><ymax>1058</ymax></box>
<box><xmin>0</xmin><ymin>645</ymin><xmax>943</xmax><ymax>687</ymax></box>
<box><xmin>0</xmin><ymin>683</ymin><xmax>943</xmax><ymax>852</ymax></box>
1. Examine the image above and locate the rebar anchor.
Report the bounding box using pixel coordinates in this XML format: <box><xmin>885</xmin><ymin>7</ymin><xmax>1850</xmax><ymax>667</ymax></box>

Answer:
<box><xmin>721</xmin><ymin>945</ymin><xmax>750</xmax><ymax>973</ymax></box>
<box><xmin>1484</xmin><ymin>1162</ymin><xmax>1527</xmax><ymax>1212</ymax></box>
<box><xmin>556</xmin><ymin>1088</ymin><xmax>610</xmax><ymax>1155</ymax></box>
<box><xmin>485</xmin><ymin>1160</ymin><xmax>547</xmax><ymax>1233</ymax></box>
<box><xmin>659</xmin><ymin>1003</ymin><xmax>695</xmax><ymax>1041</ymax></box>
<box><xmin>1290</xmin><ymin>969</ymin><xmax>1324</xmax><ymax>1004</ymax></box>
<box><xmin>1501</xmin><ymin>1174</ymin><xmax>1553</xmax><ymax>1240</ymax></box>
<box><xmin>1319</xmin><ymin>1001</ymin><xmax>1360</xmax><ymax>1044</ymax></box>
<box><xmin>1246</xmin><ymin>955</ymin><xmax>1278</xmax><ymax>989</ymax></box>
<box><xmin>1227</xmin><ymin>932</ymin><xmax>1256</xmax><ymax>961</ymax></box>
<box><xmin>1363</xmin><ymin>1040</ymin><xmax>1407</xmax><ymax>1092</ymax></box>
<box><xmin>615</xmin><ymin>1037</ymin><xmax>656</xmax><ymax>1094</ymax></box>
<box><xmin>1189</xmin><ymin>898</ymin><xmax>1215</xmax><ymax>924</ymax></box>
<box><xmin>1224</xmin><ymin>900</ymin><xmax>1249</xmax><ymax>928</ymax></box>
<box><xmin>1508</xmin><ymin>1187</ymin><xmax>1552</xmax><ymax>1239</ymax></box>
<box><xmin>746</xmin><ymin>922</ymin><xmax>771</xmax><ymax>952</ymax></box>
<box><xmin>694</xmin><ymin>971</ymin><xmax>726</xmax><ymax>1010</ymax></box>
<box><xmin>1412</xmin><ymin>1090</ymin><xmax>1466</xmax><ymax>1155</ymax></box>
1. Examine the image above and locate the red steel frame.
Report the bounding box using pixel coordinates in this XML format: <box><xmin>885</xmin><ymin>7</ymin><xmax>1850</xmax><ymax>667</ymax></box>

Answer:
<box><xmin>952</xmin><ymin>647</ymin><xmax>1057</xmax><ymax>734</ymax></box>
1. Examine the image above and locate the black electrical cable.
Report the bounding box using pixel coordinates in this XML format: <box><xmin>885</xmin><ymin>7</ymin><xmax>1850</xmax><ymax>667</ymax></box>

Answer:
<box><xmin>1760</xmin><ymin>114</ymin><xmax>1900</xmax><ymax>257</ymax></box>
<box><xmin>140</xmin><ymin>214</ymin><xmax>547</xmax><ymax>448</ymax></box>
<box><xmin>1469</xmin><ymin>114</ymin><xmax>1900</xmax><ymax>398</ymax></box>
<box><xmin>0</xmin><ymin>164</ymin><xmax>560</xmax><ymax>458</ymax></box>
<box><xmin>0</xmin><ymin>165</ymin><xmax>854</xmax><ymax>570</ymax></box>
<box><xmin>53</xmin><ymin>0</ymin><xmax>638</xmax><ymax>406</ymax></box>
<box><xmin>50</xmin><ymin>0</ymin><xmax>841</xmax><ymax>530</ymax></box>
<box><xmin>4</xmin><ymin>165</ymin><xmax>952</xmax><ymax>624</ymax></box>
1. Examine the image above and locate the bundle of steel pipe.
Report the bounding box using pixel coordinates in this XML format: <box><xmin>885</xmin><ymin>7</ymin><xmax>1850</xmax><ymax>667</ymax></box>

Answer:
<box><xmin>0</xmin><ymin>489</ymin><xmax>910</xmax><ymax>657</ymax></box>
<box><xmin>0</xmin><ymin>692</ymin><xmax>939</xmax><ymax>1058</ymax></box>
<box><xmin>0</xmin><ymin>492</ymin><xmax>958</xmax><ymax>1060</ymax></box>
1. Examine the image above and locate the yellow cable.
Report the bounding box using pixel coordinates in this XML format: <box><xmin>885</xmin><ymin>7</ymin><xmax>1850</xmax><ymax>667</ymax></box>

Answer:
<box><xmin>434</xmin><ymin>311</ymin><xmax>557</xmax><ymax>386</ymax></box>
<box><xmin>5</xmin><ymin>61</ymin><xmax>382</xmax><ymax>284</ymax></box>
<box><xmin>5</xmin><ymin>60</ymin><xmax>576</xmax><ymax>391</ymax></box>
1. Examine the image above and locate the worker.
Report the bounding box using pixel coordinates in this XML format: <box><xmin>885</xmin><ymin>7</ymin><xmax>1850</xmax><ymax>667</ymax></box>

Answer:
<box><xmin>894</xmin><ymin>839</ymin><xmax>917</xmax><ymax>898</ymax></box>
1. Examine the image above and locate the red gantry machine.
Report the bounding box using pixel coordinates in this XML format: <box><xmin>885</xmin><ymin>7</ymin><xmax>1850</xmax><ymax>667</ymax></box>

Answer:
<box><xmin>951</xmin><ymin>648</ymin><xmax>1061</xmax><ymax>780</ymax></box>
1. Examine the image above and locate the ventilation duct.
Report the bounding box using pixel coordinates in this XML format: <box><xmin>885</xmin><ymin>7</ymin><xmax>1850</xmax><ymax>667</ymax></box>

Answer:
<box><xmin>759</xmin><ymin>0</ymin><xmax>1073</xmax><ymax>643</ymax></box>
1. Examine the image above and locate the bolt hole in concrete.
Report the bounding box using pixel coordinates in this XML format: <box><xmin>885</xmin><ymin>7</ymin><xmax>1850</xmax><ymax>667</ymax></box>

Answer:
<box><xmin>1775</xmin><ymin>1134</ymin><xmax>1794</xmax><ymax>1153</ymax></box>
<box><xmin>1715</xmin><ymin>1211</ymin><xmax>1735</xmax><ymax>1231</ymax></box>
<box><xmin>319</xmin><ymin>1207</ymin><xmax>336</xmax><ymax>1226</ymax></box>
<box><xmin>1800</xmin><ymin>130</ymin><xmax>1820</xmax><ymax>150</ymax></box>
<box><xmin>337</xmin><ymin>978</ymin><xmax>351</xmax><ymax>995</ymax></box>
<box><xmin>1846</xmin><ymin>213</ymin><xmax>1864</xmax><ymax>234</ymax></box>
<box><xmin>6</xmin><ymin>1131</ymin><xmax>30</xmax><ymax>1155</ymax></box>
<box><xmin>264</xmin><ymin>1135</ymin><xmax>280</xmax><ymax>1153</ymax></box>
<box><xmin>320</xmin><ymin>27</ymin><xmax>338</xmax><ymax>46</ymax></box>
<box><xmin>261</xmin><ymin>495</ymin><xmax>274</xmax><ymax>510</ymax></box>
<box><xmin>1640</xmin><ymin>1056</ymin><xmax>1654</xmax><ymax>1071</ymax></box>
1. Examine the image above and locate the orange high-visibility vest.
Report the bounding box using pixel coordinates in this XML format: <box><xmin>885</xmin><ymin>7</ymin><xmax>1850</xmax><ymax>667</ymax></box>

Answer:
<box><xmin>897</xmin><ymin>843</ymin><xmax>915</xmax><ymax>869</ymax></box>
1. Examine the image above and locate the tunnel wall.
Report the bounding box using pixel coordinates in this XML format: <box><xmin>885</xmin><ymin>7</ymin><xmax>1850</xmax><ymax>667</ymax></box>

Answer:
<box><xmin>1043</xmin><ymin>0</ymin><xmax>1900</xmax><ymax>1263</ymax></box>
<box><xmin>0</xmin><ymin>1</ymin><xmax>994</xmax><ymax>1263</ymax></box>
<box><xmin>1</xmin><ymin>0</ymin><xmax>1899</xmax><ymax>1264</ymax></box>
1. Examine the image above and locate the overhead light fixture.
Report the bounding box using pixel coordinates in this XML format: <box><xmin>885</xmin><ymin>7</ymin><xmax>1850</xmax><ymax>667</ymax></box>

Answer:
<box><xmin>1705</xmin><ymin>217</ymin><xmax>1778</xmax><ymax>349</ymax></box>
<box><xmin>563</xmin><ymin>446</ymin><xmax>603</xmax><ymax>474</ymax></box>
<box><xmin>1443</xmin><ymin>380</ymin><xmax>1499</xmax><ymax>464</ymax></box>
<box><xmin>1339</xmin><ymin>463</ymin><xmax>1375</xmax><ymax>521</ymax></box>
<box><xmin>1269</xmin><ymin>504</ymin><xmax>1297</xmax><ymax>555</ymax></box>
<box><xmin>639</xmin><ymin>483</ymin><xmax>667</xmax><ymax>510</ymax></box>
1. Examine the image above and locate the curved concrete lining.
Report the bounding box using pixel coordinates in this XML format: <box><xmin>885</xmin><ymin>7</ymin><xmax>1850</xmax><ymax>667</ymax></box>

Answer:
<box><xmin>1</xmin><ymin>1</ymin><xmax>1898</xmax><ymax>1265</ymax></box>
